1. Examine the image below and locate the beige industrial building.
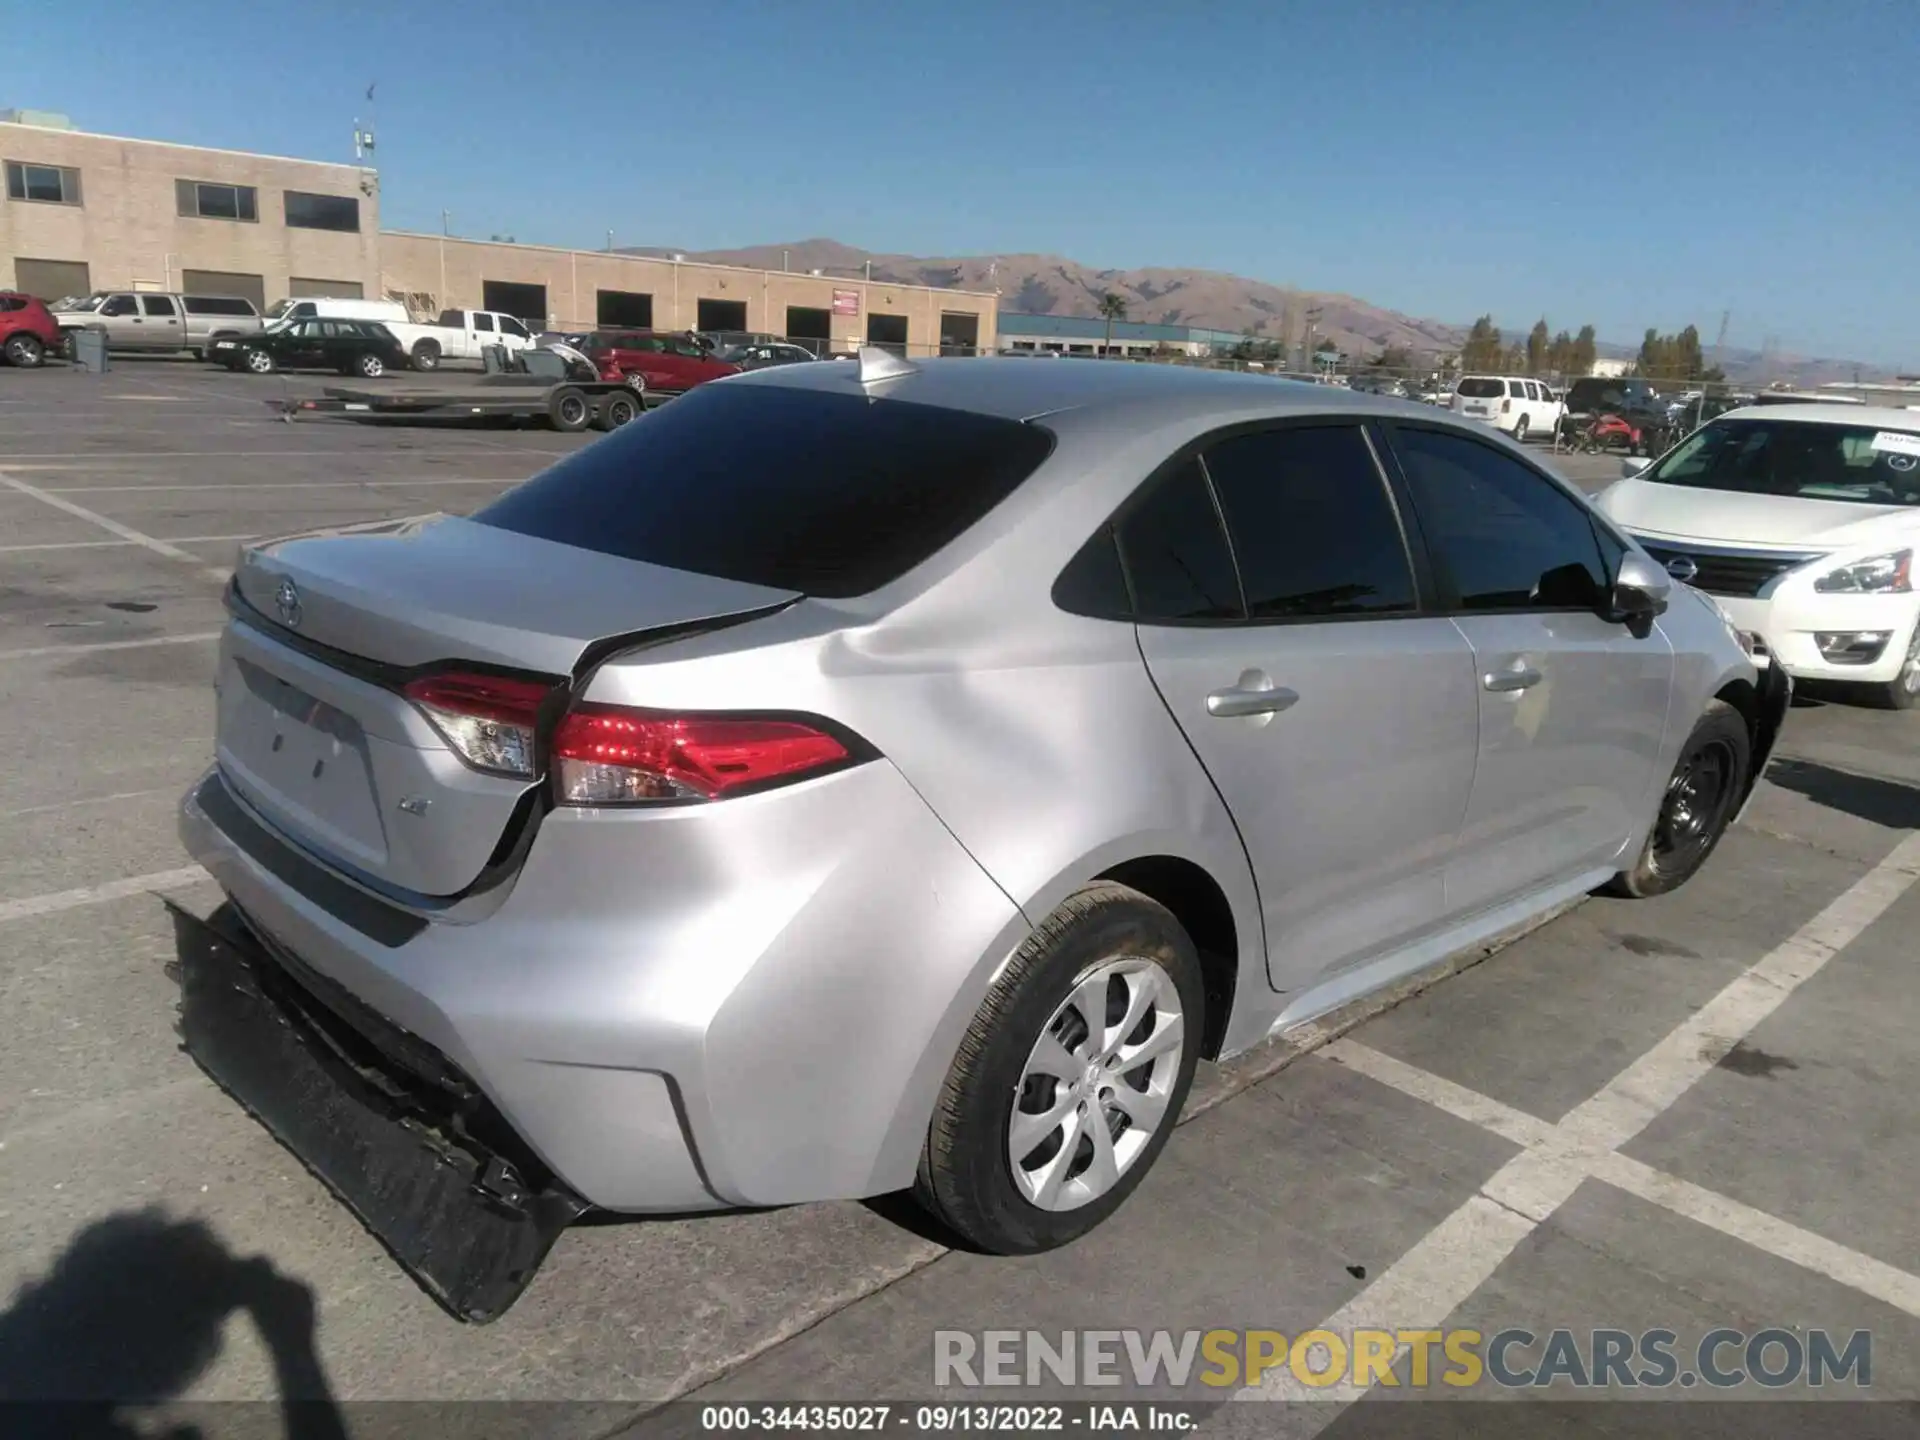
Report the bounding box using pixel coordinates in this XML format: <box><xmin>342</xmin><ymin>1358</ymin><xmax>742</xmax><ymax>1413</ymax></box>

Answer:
<box><xmin>0</xmin><ymin>113</ymin><xmax>996</xmax><ymax>354</ymax></box>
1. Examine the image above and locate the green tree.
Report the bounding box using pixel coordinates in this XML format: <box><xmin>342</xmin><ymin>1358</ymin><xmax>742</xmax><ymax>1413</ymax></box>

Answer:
<box><xmin>1526</xmin><ymin>319</ymin><xmax>1550</xmax><ymax>375</ymax></box>
<box><xmin>1366</xmin><ymin>344</ymin><xmax>1415</xmax><ymax>376</ymax></box>
<box><xmin>1572</xmin><ymin>325</ymin><xmax>1597</xmax><ymax>376</ymax></box>
<box><xmin>1460</xmin><ymin>315</ymin><xmax>1503</xmax><ymax>372</ymax></box>
<box><xmin>1546</xmin><ymin>329</ymin><xmax>1574</xmax><ymax>376</ymax></box>
<box><xmin>1097</xmin><ymin>292</ymin><xmax>1129</xmax><ymax>356</ymax></box>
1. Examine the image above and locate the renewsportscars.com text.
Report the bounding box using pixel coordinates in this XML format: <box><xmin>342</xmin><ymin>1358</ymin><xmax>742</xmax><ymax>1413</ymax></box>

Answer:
<box><xmin>933</xmin><ymin>1327</ymin><xmax>1872</xmax><ymax>1391</ymax></box>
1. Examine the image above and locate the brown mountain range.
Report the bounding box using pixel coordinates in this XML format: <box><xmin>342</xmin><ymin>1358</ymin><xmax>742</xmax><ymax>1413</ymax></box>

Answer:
<box><xmin>621</xmin><ymin>239</ymin><xmax>1879</xmax><ymax>385</ymax></box>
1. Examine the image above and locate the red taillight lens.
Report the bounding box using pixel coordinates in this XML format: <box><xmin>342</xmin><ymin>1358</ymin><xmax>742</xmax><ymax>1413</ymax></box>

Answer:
<box><xmin>403</xmin><ymin>672</ymin><xmax>555</xmax><ymax>777</ymax></box>
<box><xmin>551</xmin><ymin>706</ymin><xmax>851</xmax><ymax>804</ymax></box>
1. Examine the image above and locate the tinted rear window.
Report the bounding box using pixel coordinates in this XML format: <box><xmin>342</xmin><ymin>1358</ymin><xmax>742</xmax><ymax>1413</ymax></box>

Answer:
<box><xmin>1457</xmin><ymin>378</ymin><xmax>1504</xmax><ymax>398</ymax></box>
<box><xmin>474</xmin><ymin>385</ymin><xmax>1056</xmax><ymax>597</ymax></box>
<box><xmin>183</xmin><ymin>295</ymin><xmax>256</xmax><ymax>315</ymax></box>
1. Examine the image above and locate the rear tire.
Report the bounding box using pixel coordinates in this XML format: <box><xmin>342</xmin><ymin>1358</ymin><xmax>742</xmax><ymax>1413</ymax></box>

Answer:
<box><xmin>244</xmin><ymin>348</ymin><xmax>276</xmax><ymax>375</ymax></box>
<box><xmin>596</xmin><ymin>391</ymin><xmax>639</xmax><ymax>431</ymax></box>
<box><xmin>4</xmin><ymin>333</ymin><xmax>45</xmax><ymax>368</ymax></box>
<box><xmin>1512</xmin><ymin>415</ymin><xmax>1530</xmax><ymax>443</ymax></box>
<box><xmin>354</xmin><ymin>352</ymin><xmax>386</xmax><ymax>379</ymax></box>
<box><xmin>914</xmin><ymin>883</ymin><xmax>1204</xmax><ymax>1255</ymax></box>
<box><xmin>547</xmin><ymin>386</ymin><xmax>592</xmax><ymax>432</ymax></box>
<box><xmin>1605</xmin><ymin>700</ymin><xmax>1750</xmax><ymax>898</ymax></box>
<box><xmin>411</xmin><ymin>340</ymin><xmax>441</xmax><ymax>372</ymax></box>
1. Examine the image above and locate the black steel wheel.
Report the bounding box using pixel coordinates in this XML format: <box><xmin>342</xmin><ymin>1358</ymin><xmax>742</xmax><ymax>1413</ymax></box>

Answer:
<box><xmin>1606</xmin><ymin>700</ymin><xmax>1750</xmax><ymax>898</ymax></box>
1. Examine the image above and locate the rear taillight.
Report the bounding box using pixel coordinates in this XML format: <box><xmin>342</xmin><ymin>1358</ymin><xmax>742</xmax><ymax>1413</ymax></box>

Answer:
<box><xmin>1501</xmin><ymin>398</ymin><xmax>1512</xmax><ymax>413</ymax></box>
<box><xmin>403</xmin><ymin>672</ymin><xmax>555</xmax><ymax>778</ymax></box>
<box><xmin>551</xmin><ymin>705</ymin><xmax>850</xmax><ymax>804</ymax></box>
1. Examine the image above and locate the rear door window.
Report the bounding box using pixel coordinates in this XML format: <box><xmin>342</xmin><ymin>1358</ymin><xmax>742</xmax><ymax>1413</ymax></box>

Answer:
<box><xmin>1202</xmin><ymin>426</ymin><xmax>1415</xmax><ymax>619</ymax></box>
<box><xmin>1507</xmin><ymin>380</ymin><xmax>1528</xmax><ymax>398</ymax></box>
<box><xmin>1114</xmin><ymin>459</ymin><xmax>1242</xmax><ymax>622</ymax></box>
<box><xmin>475</xmin><ymin>386</ymin><xmax>1056</xmax><ymax>597</ymax></box>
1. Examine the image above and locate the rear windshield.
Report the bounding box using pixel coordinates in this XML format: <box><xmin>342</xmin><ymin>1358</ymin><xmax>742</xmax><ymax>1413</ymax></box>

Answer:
<box><xmin>1645</xmin><ymin>418</ymin><xmax>1920</xmax><ymax>506</ymax></box>
<box><xmin>474</xmin><ymin>384</ymin><xmax>1057</xmax><ymax>596</ymax></box>
<box><xmin>1457</xmin><ymin>378</ymin><xmax>1504</xmax><ymax>398</ymax></box>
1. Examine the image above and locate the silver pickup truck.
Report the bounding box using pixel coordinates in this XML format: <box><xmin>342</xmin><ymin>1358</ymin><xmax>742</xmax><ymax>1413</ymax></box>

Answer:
<box><xmin>52</xmin><ymin>291</ymin><xmax>265</xmax><ymax>358</ymax></box>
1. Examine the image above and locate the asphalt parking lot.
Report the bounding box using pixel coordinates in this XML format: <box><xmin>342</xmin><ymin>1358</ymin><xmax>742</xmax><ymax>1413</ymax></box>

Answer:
<box><xmin>2</xmin><ymin>361</ymin><xmax>1917</xmax><ymax>1436</ymax></box>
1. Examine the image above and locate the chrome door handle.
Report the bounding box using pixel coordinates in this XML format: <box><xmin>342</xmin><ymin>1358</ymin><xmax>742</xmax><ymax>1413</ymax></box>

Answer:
<box><xmin>1483</xmin><ymin>666</ymin><xmax>1543</xmax><ymax>693</ymax></box>
<box><xmin>1207</xmin><ymin>685</ymin><xmax>1300</xmax><ymax>718</ymax></box>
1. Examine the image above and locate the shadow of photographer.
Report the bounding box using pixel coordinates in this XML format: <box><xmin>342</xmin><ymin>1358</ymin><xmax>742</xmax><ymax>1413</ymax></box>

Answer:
<box><xmin>0</xmin><ymin>1208</ymin><xmax>348</xmax><ymax>1440</ymax></box>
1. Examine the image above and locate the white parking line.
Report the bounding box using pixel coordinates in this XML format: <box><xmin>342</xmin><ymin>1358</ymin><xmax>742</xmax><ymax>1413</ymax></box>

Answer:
<box><xmin>0</xmin><ymin>534</ymin><xmax>252</xmax><ymax>554</ymax></box>
<box><xmin>0</xmin><ymin>471</ymin><xmax>230</xmax><ymax>583</ymax></box>
<box><xmin>0</xmin><ymin>631</ymin><xmax>221</xmax><ymax>662</ymax></box>
<box><xmin>0</xmin><ymin>866</ymin><xmax>209</xmax><ymax>925</ymax></box>
<box><xmin>1239</xmin><ymin>829</ymin><xmax>1920</xmax><ymax>1409</ymax></box>
<box><xmin>38</xmin><ymin>477</ymin><xmax>517</xmax><ymax>493</ymax></box>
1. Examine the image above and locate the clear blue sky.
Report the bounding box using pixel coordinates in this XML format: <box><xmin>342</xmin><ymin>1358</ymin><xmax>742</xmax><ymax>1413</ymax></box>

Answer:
<box><xmin>8</xmin><ymin>0</ymin><xmax>1915</xmax><ymax>365</ymax></box>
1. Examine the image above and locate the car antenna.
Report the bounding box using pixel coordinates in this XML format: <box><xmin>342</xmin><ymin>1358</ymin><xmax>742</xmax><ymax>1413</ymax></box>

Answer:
<box><xmin>855</xmin><ymin>346</ymin><xmax>918</xmax><ymax>387</ymax></box>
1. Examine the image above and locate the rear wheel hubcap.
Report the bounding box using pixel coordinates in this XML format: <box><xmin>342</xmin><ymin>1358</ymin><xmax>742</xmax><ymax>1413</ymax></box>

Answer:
<box><xmin>1008</xmin><ymin>958</ymin><xmax>1183</xmax><ymax>1212</ymax></box>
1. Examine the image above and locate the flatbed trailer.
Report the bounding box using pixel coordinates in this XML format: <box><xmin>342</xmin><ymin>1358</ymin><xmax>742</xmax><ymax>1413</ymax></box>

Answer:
<box><xmin>266</xmin><ymin>373</ymin><xmax>644</xmax><ymax>431</ymax></box>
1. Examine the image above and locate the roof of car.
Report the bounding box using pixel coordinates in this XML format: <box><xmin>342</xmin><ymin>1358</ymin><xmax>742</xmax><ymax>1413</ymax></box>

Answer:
<box><xmin>1716</xmin><ymin>402</ymin><xmax>1920</xmax><ymax>428</ymax></box>
<box><xmin>729</xmin><ymin>352</ymin><xmax>1418</xmax><ymax>424</ymax></box>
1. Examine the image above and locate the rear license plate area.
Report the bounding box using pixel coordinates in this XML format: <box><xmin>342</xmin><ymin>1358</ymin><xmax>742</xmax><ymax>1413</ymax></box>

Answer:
<box><xmin>220</xmin><ymin>657</ymin><xmax>386</xmax><ymax>855</ymax></box>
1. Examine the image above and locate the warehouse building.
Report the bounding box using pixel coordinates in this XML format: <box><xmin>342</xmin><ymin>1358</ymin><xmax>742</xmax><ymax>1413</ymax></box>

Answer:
<box><xmin>996</xmin><ymin>312</ymin><xmax>1243</xmax><ymax>358</ymax></box>
<box><xmin>0</xmin><ymin>111</ymin><xmax>996</xmax><ymax>355</ymax></box>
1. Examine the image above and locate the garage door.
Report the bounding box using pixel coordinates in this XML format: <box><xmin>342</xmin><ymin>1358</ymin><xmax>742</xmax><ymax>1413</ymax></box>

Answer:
<box><xmin>182</xmin><ymin>269</ymin><xmax>266</xmax><ymax>311</ymax></box>
<box><xmin>288</xmin><ymin>277</ymin><xmax>364</xmax><ymax>299</ymax></box>
<box><xmin>13</xmin><ymin>258</ymin><xmax>91</xmax><ymax>303</ymax></box>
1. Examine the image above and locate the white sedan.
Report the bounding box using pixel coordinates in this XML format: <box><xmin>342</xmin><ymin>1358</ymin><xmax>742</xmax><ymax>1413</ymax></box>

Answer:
<box><xmin>1594</xmin><ymin>403</ymin><xmax>1920</xmax><ymax>707</ymax></box>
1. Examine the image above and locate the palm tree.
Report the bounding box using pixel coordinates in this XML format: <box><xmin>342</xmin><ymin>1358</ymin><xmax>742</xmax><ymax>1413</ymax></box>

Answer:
<box><xmin>1097</xmin><ymin>292</ymin><xmax>1129</xmax><ymax>357</ymax></box>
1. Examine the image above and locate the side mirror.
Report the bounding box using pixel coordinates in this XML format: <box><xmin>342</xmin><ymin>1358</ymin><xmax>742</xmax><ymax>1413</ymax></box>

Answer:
<box><xmin>1620</xmin><ymin>456</ymin><xmax>1651</xmax><ymax>478</ymax></box>
<box><xmin>1608</xmin><ymin>551</ymin><xmax>1672</xmax><ymax>637</ymax></box>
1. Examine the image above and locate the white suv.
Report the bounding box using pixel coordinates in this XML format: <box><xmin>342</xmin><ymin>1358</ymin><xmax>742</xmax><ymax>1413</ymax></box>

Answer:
<box><xmin>1452</xmin><ymin>375</ymin><xmax>1563</xmax><ymax>442</ymax></box>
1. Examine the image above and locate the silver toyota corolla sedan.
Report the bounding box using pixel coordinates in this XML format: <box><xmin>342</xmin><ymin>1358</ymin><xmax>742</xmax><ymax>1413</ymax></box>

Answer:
<box><xmin>176</xmin><ymin>352</ymin><xmax>1787</xmax><ymax>1319</ymax></box>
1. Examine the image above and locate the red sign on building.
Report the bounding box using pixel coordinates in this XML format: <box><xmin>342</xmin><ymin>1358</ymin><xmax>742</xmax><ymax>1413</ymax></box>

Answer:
<box><xmin>832</xmin><ymin>289</ymin><xmax>861</xmax><ymax>317</ymax></box>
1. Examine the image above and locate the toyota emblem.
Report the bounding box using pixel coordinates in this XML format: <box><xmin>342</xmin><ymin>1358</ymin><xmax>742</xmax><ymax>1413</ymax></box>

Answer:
<box><xmin>274</xmin><ymin>577</ymin><xmax>302</xmax><ymax>628</ymax></box>
<box><xmin>1664</xmin><ymin>555</ymin><xmax>1699</xmax><ymax>585</ymax></box>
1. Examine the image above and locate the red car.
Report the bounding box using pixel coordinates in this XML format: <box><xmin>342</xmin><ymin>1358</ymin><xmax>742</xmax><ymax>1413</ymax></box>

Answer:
<box><xmin>582</xmin><ymin>330</ymin><xmax>738</xmax><ymax>400</ymax></box>
<box><xmin>0</xmin><ymin>292</ymin><xmax>61</xmax><ymax>368</ymax></box>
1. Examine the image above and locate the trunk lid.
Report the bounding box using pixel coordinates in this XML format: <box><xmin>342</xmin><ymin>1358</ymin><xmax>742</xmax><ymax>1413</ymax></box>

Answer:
<box><xmin>218</xmin><ymin>515</ymin><xmax>797</xmax><ymax>898</ymax></box>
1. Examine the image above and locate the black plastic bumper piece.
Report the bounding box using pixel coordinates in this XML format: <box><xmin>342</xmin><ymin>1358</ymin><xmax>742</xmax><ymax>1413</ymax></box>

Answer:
<box><xmin>169</xmin><ymin>902</ymin><xmax>587</xmax><ymax>1323</ymax></box>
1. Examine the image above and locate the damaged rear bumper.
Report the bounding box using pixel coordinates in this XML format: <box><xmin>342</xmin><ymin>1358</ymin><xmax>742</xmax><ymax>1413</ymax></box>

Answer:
<box><xmin>169</xmin><ymin>901</ymin><xmax>587</xmax><ymax>1322</ymax></box>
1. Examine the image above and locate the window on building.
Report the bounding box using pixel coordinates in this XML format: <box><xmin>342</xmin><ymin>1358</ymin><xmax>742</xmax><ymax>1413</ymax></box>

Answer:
<box><xmin>866</xmin><ymin>313</ymin><xmax>908</xmax><ymax>355</ymax></box>
<box><xmin>480</xmin><ymin>280</ymin><xmax>545</xmax><ymax>327</ymax></box>
<box><xmin>6</xmin><ymin>161</ymin><xmax>82</xmax><ymax>205</ymax></box>
<box><xmin>696</xmin><ymin>298</ymin><xmax>748</xmax><ymax>335</ymax></box>
<box><xmin>785</xmin><ymin>305</ymin><xmax>831</xmax><ymax>348</ymax></box>
<box><xmin>283</xmin><ymin>190</ymin><xmax>361</xmax><ymax>232</ymax></box>
<box><xmin>597</xmin><ymin>290</ymin><xmax>654</xmax><ymax>328</ymax></box>
<box><xmin>940</xmin><ymin>311</ymin><xmax>980</xmax><ymax>356</ymax></box>
<box><xmin>175</xmin><ymin>179</ymin><xmax>258</xmax><ymax>222</ymax></box>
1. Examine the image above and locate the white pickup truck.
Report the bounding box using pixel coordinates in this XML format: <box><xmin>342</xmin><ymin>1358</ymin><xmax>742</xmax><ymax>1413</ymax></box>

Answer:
<box><xmin>385</xmin><ymin>309</ymin><xmax>536</xmax><ymax>372</ymax></box>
